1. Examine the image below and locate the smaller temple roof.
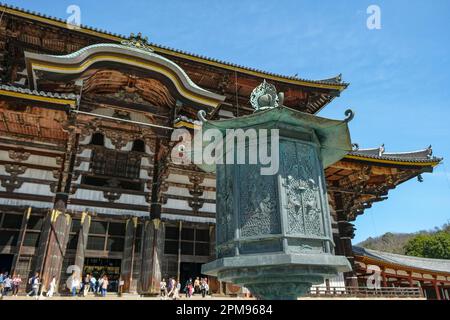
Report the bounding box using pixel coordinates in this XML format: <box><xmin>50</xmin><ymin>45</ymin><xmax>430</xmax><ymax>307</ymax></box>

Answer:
<box><xmin>0</xmin><ymin>84</ymin><xmax>78</xmax><ymax>107</ymax></box>
<box><xmin>353</xmin><ymin>246</ymin><xmax>450</xmax><ymax>275</ymax></box>
<box><xmin>346</xmin><ymin>145</ymin><xmax>442</xmax><ymax>167</ymax></box>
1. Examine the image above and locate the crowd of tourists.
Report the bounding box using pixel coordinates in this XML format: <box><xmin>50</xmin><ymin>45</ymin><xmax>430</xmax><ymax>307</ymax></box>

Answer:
<box><xmin>0</xmin><ymin>272</ymin><xmax>23</xmax><ymax>297</ymax></box>
<box><xmin>3</xmin><ymin>271</ymin><xmax>210</xmax><ymax>299</ymax></box>
<box><xmin>66</xmin><ymin>272</ymin><xmax>111</xmax><ymax>297</ymax></box>
<box><xmin>0</xmin><ymin>271</ymin><xmax>112</xmax><ymax>298</ymax></box>
<box><xmin>159</xmin><ymin>276</ymin><xmax>209</xmax><ymax>300</ymax></box>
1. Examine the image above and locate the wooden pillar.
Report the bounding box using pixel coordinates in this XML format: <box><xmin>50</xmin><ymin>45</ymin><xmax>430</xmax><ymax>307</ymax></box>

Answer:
<box><xmin>11</xmin><ymin>207</ymin><xmax>31</xmax><ymax>276</ymax></box>
<box><xmin>177</xmin><ymin>221</ymin><xmax>182</xmax><ymax>282</ymax></box>
<box><xmin>74</xmin><ymin>212</ymin><xmax>91</xmax><ymax>274</ymax></box>
<box><xmin>40</xmin><ymin>210</ymin><xmax>72</xmax><ymax>293</ymax></box>
<box><xmin>433</xmin><ymin>279</ymin><xmax>442</xmax><ymax>300</ymax></box>
<box><xmin>140</xmin><ymin>218</ymin><xmax>165</xmax><ymax>294</ymax></box>
<box><xmin>333</xmin><ymin>190</ymin><xmax>358</xmax><ymax>288</ymax></box>
<box><xmin>120</xmin><ymin>217</ymin><xmax>137</xmax><ymax>293</ymax></box>
<box><xmin>408</xmin><ymin>271</ymin><xmax>414</xmax><ymax>287</ymax></box>
<box><xmin>209</xmin><ymin>224</ymin><xmax>216</xmax><ymax>258</ymax></box>
<box><xmin>381</xmin><ymin>267</ymin><xmax>387</xmax><ymax>287</ymax></box>
<box><xmin>32</xmin><ymin>210</ymin><xmax>53</xmax><ymax>277</ymax></box>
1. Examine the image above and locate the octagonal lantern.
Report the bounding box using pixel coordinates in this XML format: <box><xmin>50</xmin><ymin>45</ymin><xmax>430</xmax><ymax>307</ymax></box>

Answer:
<box><xmin>194</xmin><ymin>82</ymin><xmax>353</xmax><ymax>300</ymax></box>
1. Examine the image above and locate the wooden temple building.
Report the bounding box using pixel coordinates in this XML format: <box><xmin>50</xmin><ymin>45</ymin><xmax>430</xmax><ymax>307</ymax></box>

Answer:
<box><xmin>0</xmin><ymin>3</ymin><xmax>445</xmax><ymax>298</ymax></box>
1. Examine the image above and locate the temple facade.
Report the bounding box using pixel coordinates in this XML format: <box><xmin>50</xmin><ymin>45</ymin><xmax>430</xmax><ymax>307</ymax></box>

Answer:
<box><xmin>0</xmin><ymin>4</ymin><xmax>443</xmax><ymax>297</ymax></box>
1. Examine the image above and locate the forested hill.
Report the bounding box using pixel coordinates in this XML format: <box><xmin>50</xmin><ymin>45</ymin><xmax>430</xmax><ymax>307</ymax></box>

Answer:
<box><xmin>356</xmin><ymin>223</ymin><xmax>450</xmax><ymax>259</ymax></box>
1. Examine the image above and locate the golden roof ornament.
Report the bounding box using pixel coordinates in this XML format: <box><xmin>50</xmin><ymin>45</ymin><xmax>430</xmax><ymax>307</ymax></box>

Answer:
<box><xmin>121</xmin><ymin>32</ymin><xmax>154</xmax><ymax>52</ymax></box>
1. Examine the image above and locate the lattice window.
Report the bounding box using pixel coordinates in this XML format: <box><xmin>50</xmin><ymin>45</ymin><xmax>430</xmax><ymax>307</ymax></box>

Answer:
<box><xmin>90</xmin><ymin>149</ymin><xmax>141</xmax><ymax>180</ymax></box>
<box><xmin>163</xmin><ymin>226</ymin><xmax>210</xmax><ymax>257</ymax></box>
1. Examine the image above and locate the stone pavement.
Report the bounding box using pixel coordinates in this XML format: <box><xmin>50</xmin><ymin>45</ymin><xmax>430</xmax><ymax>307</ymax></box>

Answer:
<box><xmin>0</xmin><ymin>293</ymin><xmax>251</xmax><ymax>300</ymax></box>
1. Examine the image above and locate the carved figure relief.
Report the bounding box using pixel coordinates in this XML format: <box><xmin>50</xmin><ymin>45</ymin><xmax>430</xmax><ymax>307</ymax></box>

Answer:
<box><xmin>281</xmin><ymin>140</ymin><xmax>324</xmax><ymax>237</ymax></box>
<box><xmin>239</xmin><ymin>165</ymin><xmax>280</xmax><ymax>237</ymax></box>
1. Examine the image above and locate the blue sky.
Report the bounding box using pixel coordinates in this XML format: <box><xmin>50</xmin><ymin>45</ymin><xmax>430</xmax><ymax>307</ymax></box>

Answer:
<box><xmin>5</xmin><ymin>0</ymin><xmax>450</xmax><ymax>243</ymax></box>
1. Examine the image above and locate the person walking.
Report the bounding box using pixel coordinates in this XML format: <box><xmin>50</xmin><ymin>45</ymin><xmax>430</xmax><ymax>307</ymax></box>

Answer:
<box><xmin>27</xmin><ymin>272</ymin><xmax>40</xmax><ymax>298</ymax></box>
<box><xmin>184</xmin><ymin>278</ymin><xmax>193</xmax><ymax>298</ymax></box>
<box><xmin>101</xmin><ymin>275</ymin><xmax>108</xmax><ymax>297</ymax></box>
<box><xmin>70</xmin><ymin>272</ymin><xmax>80</xmax><ymax>297</ymax></box>
<box><xmin>82</xmin><ymin>273</ymin><xmax>91</xmax><ymax>296</ymax></box>
<box><xmin>3</xmin><ymin>275</ymin><xmax>12</xmax><ymax>296</ymax></box>
<box><xmin>194</xmin><ymin>277</ymin><xmax>200</xmax><ymax>295</ymax></box>
<box><xmin>47</xmin><ymin>276</ymin><xmax>56</xmax><ymax>297</ymax></box>
<box><xmin>0</xmin><ymin>272</ymin><xmax>5</xmax><ymax>297</ymax></box>
<box><xmin>97</xmin><ymin>276</ymin><xmax>103</xmax><ymax>295</ymax></box>
<box><xmin>27</xmin><ymin>273</ymin><xmax>40</xmax><ymax>299</ymax></box>
<box><xmin>173</xmin><ymin>280</ymin><xmax>181</xmax><ymax>300</ymax></box>
<box><xmin>160</xmin><ymin>278</ymin><xmax>167</xmax><ymax>299</ymax></box>
<box><xmin>90</xmin><ymin>275</ymin><xmax>97</xmax><ymax>293</ymax></box>
<box><xmin>12</xmin><ymin>274</ymin><xmax>22</xmax><ymax>296</ymax></box>
<box><xmin>200</xmin><ymin>278</ymin><xmax>208</xmax><ymax>298</ymax></box>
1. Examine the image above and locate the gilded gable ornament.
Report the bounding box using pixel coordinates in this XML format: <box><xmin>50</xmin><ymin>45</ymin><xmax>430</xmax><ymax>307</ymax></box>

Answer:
<box><xmin>250</xmin><ymin>80</ymin><xmax>284</xmax><ymax>111</ymax></box>
<box><xmin>121</xmin><ymin>32</ymin><xmax>154</xmax><ymax>52</ymax></box>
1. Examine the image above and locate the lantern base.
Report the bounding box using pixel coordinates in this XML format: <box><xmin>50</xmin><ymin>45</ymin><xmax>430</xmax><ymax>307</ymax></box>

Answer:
<box><xmin>202</xmin><ymin>252</ymin><xmax>351</xmax><ymax>300</ymax></box>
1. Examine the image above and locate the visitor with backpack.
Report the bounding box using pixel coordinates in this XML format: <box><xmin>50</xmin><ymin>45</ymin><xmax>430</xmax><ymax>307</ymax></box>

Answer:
<box><xmin>3</xmin><ymin>275</ymin><xmax>12</xmax><ymax>296</ymax></box>
<box><xmin>27</xmin><ymin>272</ymin><xmax>40</xmax><ymax>299</ymax></box>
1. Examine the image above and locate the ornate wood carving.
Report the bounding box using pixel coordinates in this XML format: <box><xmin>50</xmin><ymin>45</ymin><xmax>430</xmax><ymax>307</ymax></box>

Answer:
<box><xmin>8</xmin><ymin>150</ymin><xmax>31</xmax><ymax>162</ymax></box>
<box><xmin>0</xmin><ymin>177</ymin><xmax>23</xmax><ymax>192</ymax></box>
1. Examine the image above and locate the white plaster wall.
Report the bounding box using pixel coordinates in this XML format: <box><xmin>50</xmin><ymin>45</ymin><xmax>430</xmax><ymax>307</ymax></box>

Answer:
<box><xmin>78</xmin><ymin>148</ymin><xmax>92</xmax><ymax>158</ymax></box>
<box><xmin>199</xmin><ymin>203</ymin><xmax>216</xmax><ymax>213</ymax></box>
<box><xmin>0</xmin><ymin>150</ymin><xmax>58</xmax><ymax>167</ymax></box>
<box><xmin>139</xmin><ymin>168</ymin><xmax>151</xmax><ymax>179</ymax></box>
<box><xmin>162</xmin><ymin>198</ymin><xmax>191</xmax><ymax>211</ymax></box>
<box><xmin>79</xmin><ymin>134</ymin><xmax>91</xmax><ymax>145</ymax></box>
<box><xmin>0</xmin><ymin>198</ymin><xmax>52</xmax><ymax>208</ymax></box>
<box><xmin>117</xmin><ymin>194</ymin><xmax>147</xmax><ymax>205</ymax></box>
<box><xmin>165</xmin><ymin>186</ymin><xmax>191</xmax><ymax>198</ymax></box>
<box><xmin>0</xmin><ymin>167</ymin><xmax>56</xmax><ymax>181</ymax></box>
<box><xmin>73</xmin><ymin>188</ymin><xmax>147</xmax><ymax>205</ymax></box>
<box><xmin>15</xmin><ymin>183</ymin><xmax>53</xmax><ymax>196</ymax></box>
<box><xmin>201</xmin><ymin>190</ymin><xmax>216</xmax><ymax>200</ymax></box>
<box><xmin>162</xmin><ymin>213</ymin><xmax>215</xmax><ymax>224</ymax></box>
<box><xmin>165</xmin><ymin>174</ymin><xmax>191</xmax><ymax>184</ymax></box>
<box><xmin>67</xmin><ymin>204</ymin><xmax>148</xmax><ymax>217</ymax></box>
<box><xmin>75</xmin><ymin>161</ymin><xmax>90</xmax><ymax>172</ymax></box>
<box><xmin>201</xmin><ymin>178</ymin><xmax>216</xmax><ymax>188</ymax></box>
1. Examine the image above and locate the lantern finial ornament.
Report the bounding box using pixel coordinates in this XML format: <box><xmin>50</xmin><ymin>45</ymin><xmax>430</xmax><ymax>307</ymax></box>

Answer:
<box><xmin>250</xmin><ymin>80</ymin><xmax>284</xmax><ymax>111</ymax></box>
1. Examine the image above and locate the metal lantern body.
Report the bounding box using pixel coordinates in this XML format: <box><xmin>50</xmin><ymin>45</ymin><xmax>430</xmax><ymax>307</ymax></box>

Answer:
<box><xmin>198</xmin><ymin>84</ymin><xmax>353</xmax><ymax>299</ymax></box>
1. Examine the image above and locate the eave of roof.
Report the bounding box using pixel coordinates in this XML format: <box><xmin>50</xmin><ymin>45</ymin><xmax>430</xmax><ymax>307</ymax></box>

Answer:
<box><xmin>353</xmin><ymin>246</ymin><xmax>450</xmax><ymax>276</ymax></box>
<box><xmin>345</xmin><ymin>148</ymin><xmax>442</xmax><ymax>167</ymax></box>
<box><xmin>0</xmin><ymin>84</ymin><xmax>77</xmax><ymax>107</ymax></box>
<box><xmin>0</xmin><ymin>3</ymin><xmax>349</xmax><ymax>91</ymax></box>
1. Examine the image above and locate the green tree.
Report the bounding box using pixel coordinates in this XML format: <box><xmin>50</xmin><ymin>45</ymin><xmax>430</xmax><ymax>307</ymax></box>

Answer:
<box><xmin>404</xmin><ymin>232</ymin><xmax>450</xmax><ymax>259</ymax></box>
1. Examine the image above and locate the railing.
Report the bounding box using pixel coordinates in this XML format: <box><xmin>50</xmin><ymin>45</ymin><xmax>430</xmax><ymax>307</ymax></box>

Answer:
<box><xmin>308</xmin><ymin>286</ymin><xmax>423</xmax><ymax>298</ymax></box>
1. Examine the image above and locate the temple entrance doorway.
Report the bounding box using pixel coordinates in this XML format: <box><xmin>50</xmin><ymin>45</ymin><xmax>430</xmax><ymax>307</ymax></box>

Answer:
<box><xmin>180</xmin><ymin>262</ymin><xmax>205</xmax><ymax>292</ymax></box>
<box><xmin>83</xmin><ymin>258</ymin><xmax>121</xmax><ymax>292</ymax></box>
<box><xmin>0</xmin><ymin>254</ymin><xmax>13</xmax><ymax>274</ymax></box>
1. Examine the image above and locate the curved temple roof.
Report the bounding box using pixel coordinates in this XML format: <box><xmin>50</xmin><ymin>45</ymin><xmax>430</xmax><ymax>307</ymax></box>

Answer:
<box><xmin>353</xmin><ymin>246</ymin><xmax>450</xmax><ymax>275</ymax></box>
<box><xmin>0</xmin><ymin>2</ymin><xmax>348</xmax><ymax>91</ymax></box>
<box><xmin>24</xmin><ymin>43</ymin><xmax>226</xmax><ymax>109</ymax></box>
<box><xmin>346</xmin><ymin>145</ymin><xmax>442</xmax><ymax>167</ymax></box>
